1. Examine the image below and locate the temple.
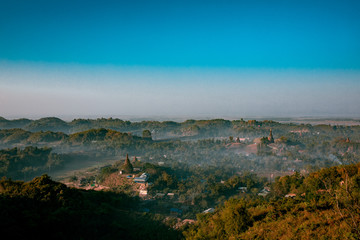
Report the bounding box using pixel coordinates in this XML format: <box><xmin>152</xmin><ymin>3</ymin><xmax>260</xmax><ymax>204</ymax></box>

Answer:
<box><xmin>125</xmin><ymin>154</ymin><xmax>131</xmax><ymax>165</ymax></box>
<box><xmin>268</xmin><ymin>129</ymin><xmax>274</xmax><ymax>143</ymax></box>
<box><xmin>122</xmin><ymin>154</ymin><xmax>133</xmax><ymax>173</ymax></box>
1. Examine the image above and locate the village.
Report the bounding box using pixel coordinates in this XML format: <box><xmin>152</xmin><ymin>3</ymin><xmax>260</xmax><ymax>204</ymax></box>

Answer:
<box><xmin>61</xmin><ymin>151</ymin><xmax>276</xmax><ymax>222</ymax></box>
<box><xmin>57</xmin><ymin>127</ymin><xmax>358</xmax><ymax>225</ymax></box>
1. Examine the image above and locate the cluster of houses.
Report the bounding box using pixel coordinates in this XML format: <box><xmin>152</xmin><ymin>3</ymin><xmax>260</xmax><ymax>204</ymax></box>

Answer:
<box><xmin>153</xmin><ymin>192</ymin><xmax>175</xmax><ymax>199</ymax></box>
<box><xmin>237</xmin><ymin>186</ymin><xmax>271</xmax><ymax>197</ymax></box>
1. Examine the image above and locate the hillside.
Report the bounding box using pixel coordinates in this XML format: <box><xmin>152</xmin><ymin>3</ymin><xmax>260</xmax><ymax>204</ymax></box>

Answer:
<box><xmin>1</xmin><ymin>117</ymin><xmax>360</xmax><ymax>141</ymax></box>
<box><xmin>0</xmin><ymin>174</ymin><xmax>181</xmax><ymax>240</ymax></box>
<box><xmin>1</xmin><ymin>162</ymin><xmax>359</xmax><ymax>239</ymax></box>
<box><xmin>1</xmin><ymin>119</ymin><xmax>360</xmax><ymax>184</ymax></box>
<box><xmin>1</xmin><ymin>117</ymin><xmax>360</xmax><ymax>239</ymax></box>
<box><xmin>184</xmin><ymin>163</ymin><xmax>360</xmax><ymax>239</ymax></box>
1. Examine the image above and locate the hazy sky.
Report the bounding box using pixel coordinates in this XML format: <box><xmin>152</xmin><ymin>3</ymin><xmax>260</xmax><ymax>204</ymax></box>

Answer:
<box><xmin>1</xmin><ymin>0</ymin><xmax>360</xmax><ymax>119</ymax></box>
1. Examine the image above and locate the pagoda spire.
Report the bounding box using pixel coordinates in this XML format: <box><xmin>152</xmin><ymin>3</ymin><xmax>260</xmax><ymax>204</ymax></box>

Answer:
<box><xmin>123</xmin><ymin>154</ymin><xmax>133</xmax><ymax>173</ymax></box>
<box><xmin>125</xmin><ymin>154</ymin><xmax>130</xmax><ymax>165</ymax></box>
<box><xmin>268</xmin><ymin>129</ymin><xmax>274</xmax><ymax>143</ymax></box>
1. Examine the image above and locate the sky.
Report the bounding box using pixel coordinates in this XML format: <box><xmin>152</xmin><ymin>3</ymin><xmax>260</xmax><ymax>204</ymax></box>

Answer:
<box><xmin>1</xmin><ymin>0</ymin><xmax>360</xmax><ymax>119</ymax></box>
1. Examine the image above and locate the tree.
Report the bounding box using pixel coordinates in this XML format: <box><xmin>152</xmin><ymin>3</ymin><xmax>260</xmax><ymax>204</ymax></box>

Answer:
<box><xmin>220</xmin><ymin>199</ymin><xmax>252</xmax><ymax>236</ymax></box>
<box><xmin>184</xmin><ymin>199</ymin><xmax>252</xmax><ymax>239</ymax></box>
<box><xmin>327</xmin><ymin>166</ymin><xmax>360</xmax><ymax>237</ymax></box>
<box><xmin>142</xmin><ymin>130</ymin><xmax>152</xmax><ymax>140</ymax></box>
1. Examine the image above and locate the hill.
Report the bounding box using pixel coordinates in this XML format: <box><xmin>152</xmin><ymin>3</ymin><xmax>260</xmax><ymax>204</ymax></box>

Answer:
<box><xmin>184</xmin><ymin>163</ymin><xmax>360</xmax><ymax>239</ymax></box>
<box><xmin>1</xmin><ymin>116</ymin><xmax>359</xmax><ymax>140</ymax></box>
<box><xmin>0</xmin><ymin>117</ymin><xmax>32</xmax><ymax>129</ymax></box>
<box><xmin>2</xmin><ymin>162</ymin><xmax>359</xmax><ymax>239</ymax></box>
<box><xmin>0</xmin><ymin>174</ymin><xmax>182</xmax><ymax>239</ymax></box>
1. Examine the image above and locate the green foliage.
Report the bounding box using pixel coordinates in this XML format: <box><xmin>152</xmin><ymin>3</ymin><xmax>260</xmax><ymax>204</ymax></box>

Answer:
<box><xmin>272</xmin><ymin>172</ymin><xmax>304</xmax><ymax>197</ymax></box>
<box><xmin>1</xmin><ymin>118</ymin><xmax>360</xmax><ymax>184</ymax></box>
<box><xmin>0</xmin><ymin>147</ymin><xmax>64</xmax><ymax>180</ymax></box>
<box><xmin>96</xmin><ymin>166</ymin><xmax>118</xmax><ymax>183</ymax></box>
<box><xmin>25</xmin><ymin>117</ymin><xmax>69</xmax><ymax>132</ymax></box>
<box><xmin>142</xmin><ymin>129</ymin><xmax>152</xmax><ymax>139</ymax></box>
<box><xmin>0</xmin><ymin>175</ymin><xmax>182</xmax><ymax>239</ymax></box>
<box><xmin>2</xmin><ymin>117</ymin><xmax>360</xmax><ymax>238</ymax></box>
<box><xmin>185</xmin><ymin>199</ymin><xmax>252</xmax><ymax>239</ymax></box>
<box><xmin>153</xmin><ymin>171</ymin><xmax>178</xmax><ymax>190</ymax></box>
<box><xmin>68</xmin><ymin>128</ymin><xmax>134</xmax><ymax>144</ymax></box>
<box><xmin>184</xmin><ymin>163</ymin><xmax>360</xmax><ymax>239</ymax></box>
<box><xmin>1</xmin><ymin>118</ymin><xmax>360</xmax><ymax>173</ymax></box>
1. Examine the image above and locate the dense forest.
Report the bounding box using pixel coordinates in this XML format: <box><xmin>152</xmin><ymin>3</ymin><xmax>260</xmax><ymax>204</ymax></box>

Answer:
<box><xmin>1</xmin><ymin>117</ymin><xmax>360</xmax><ymax>239</ymax></box>
<box><xmin>184</xmin><ymin>163</ymin><xmax>360</xmax><ymax>239</ymax></box>
<box><xmin>1</xmin><ymin>116</ymin><xmax>360</xmax><ymax>140</ymax></box>
<box><xmin>1</xmin><ymin>163</ymin><xmax>359</xmax><ymax>239</ymax></box>
<box><xmin>0</xmin><ymin>175</ymin><xmax>181</xmax><ymax>239</ymax></box>
<box><xmin>1</xmin><ymin>117</ymin><xmax>360</xmax><ymax>181</ymax></box>
<box><xmin>0</xmin><ymin>146</ymin><xmax>65</xmax><ymax>180</ymax></box>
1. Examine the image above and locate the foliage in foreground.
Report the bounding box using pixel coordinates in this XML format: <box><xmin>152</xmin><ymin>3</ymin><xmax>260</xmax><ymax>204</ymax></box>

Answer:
<box><xmin>0</xmin><ymin>175</ymin><xmax>181</xmax><ymax>240</ymax></box>
<box><xmin>184</xmin><ymin>163</ymin><xmax>360</xmax><ymax>239</ymax></box>
<box><xmin>1</xmin><ymin>162</ymin><xmax>360</xmax><ymax>239</ymax></box>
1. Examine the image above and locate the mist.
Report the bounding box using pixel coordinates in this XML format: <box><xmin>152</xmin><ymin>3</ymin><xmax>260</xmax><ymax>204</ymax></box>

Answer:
<box><xmin>1</xmin><ymin>62</ymin><xmax>360</xmax><ymax>119</ymax></box>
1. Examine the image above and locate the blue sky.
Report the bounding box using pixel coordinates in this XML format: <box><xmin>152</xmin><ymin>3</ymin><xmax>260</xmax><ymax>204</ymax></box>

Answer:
<box><xmin>1</xmin><ymin>0</ymin><xmax>360</xmax><ymax>119</ymax></box>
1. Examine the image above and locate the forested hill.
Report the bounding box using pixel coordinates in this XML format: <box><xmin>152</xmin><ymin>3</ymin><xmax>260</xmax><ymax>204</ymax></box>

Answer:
<box><xmin>0</xmin><ymin>129</ymin><xmax>151</xmax><ymax>180</ymax></box>
<box><xmin>1</xmin><ymin>121</ymin><xmax>360</xmax><ymax>182</ymax></box>
<box><xmin>0</xmin><ymin>128</ymin><xmax>144</xmax><ymax>147</ymax></box>
<box><xmin>1</xmin><ymin>163</ymin><xmax>359</xmax><ymax>239</ymax></box>
<box><xmin>1</xmin><ymin>117</ymin><xmax>360</xmax><ymax>140</ymax></box>
<box><xmin>0</xmin><ymin>174</ymin><xmax>182</xmax><ymax>240</ymax></box>
<box><xmin>184</xmin><ymin>162</ymin><xmax>360</xmax><ymax>239</ymax></box>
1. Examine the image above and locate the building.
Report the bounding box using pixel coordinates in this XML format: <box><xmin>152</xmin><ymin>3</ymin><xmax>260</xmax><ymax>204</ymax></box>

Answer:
<box><xmin>133</xmin><ymin>173</ymin><xmax>149</xmax><ymax>183</ymax></box>
<box><xmin>203</xmin><ymin>208</ymin><xmax>215</xmax><ymax>213</ymax></box>
<box><xmin>139</xmin><ymin>190</ymin><xmax>148</xmax><ymax>196</ymax></box>
<box><xmin>268</xmin><ymin>129</ymin><xmax>274</xmax><ymax>143</ymax></box>
<box><xmin>238</xmin><ymin>187</ymin><xmax>248</xmax><ymax>193</ymax></box>
<box><xmin>258</xmin><ymin>188</ymin><xmax>270</xmax><ymax>197</ymax></box>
